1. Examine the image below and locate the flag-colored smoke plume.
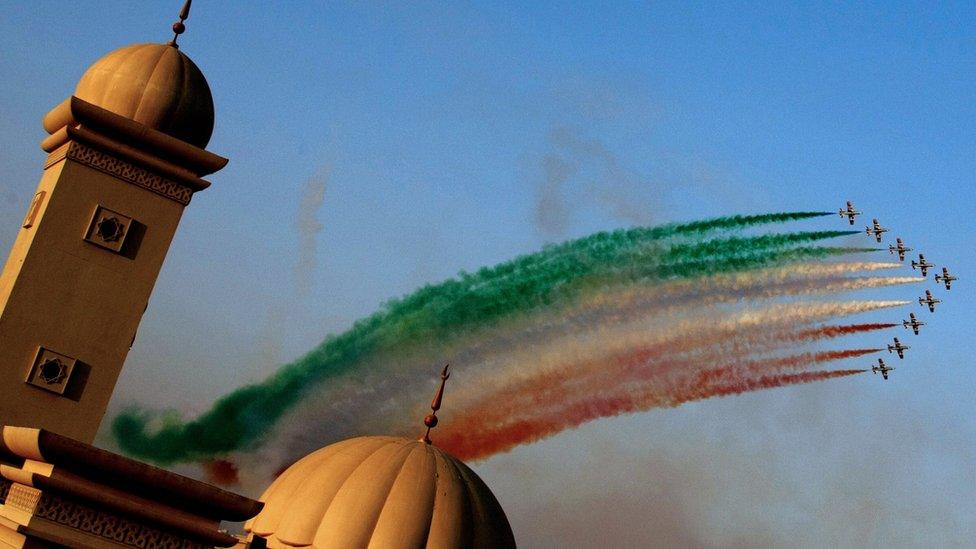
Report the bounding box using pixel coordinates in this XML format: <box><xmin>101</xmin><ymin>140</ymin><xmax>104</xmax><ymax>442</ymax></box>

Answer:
<box><xmin>440</xmin><ymin>365</ymin><xmax>869</xmax><ymax>462</ymax></box>
<box><xmin>438</xmin><ymin>345</ymin><xmax>874</xmax><ymax>462</ymax></box>
<box><xmin>111</xmin><ymin>212</ymin><xmax>911</xmax><ymax>470</ymax></box>
<box><xmin>441</xmin><ymin>328</ymin><xmax>890</xmax><ymax>457</ymax></box>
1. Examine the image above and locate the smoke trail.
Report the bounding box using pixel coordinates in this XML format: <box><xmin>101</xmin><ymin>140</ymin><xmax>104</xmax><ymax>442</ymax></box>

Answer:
<box><xmin>468</xmin><ymin>264</ymin><xmax>909</xmax><ymax>348</ymax></box>
<box><xmin>661</xmin><ymin>231</ymin><xmax>859</xmax><ymax>263</ymax></box>
<box><xmin>557</xmin><ymin>274</ymin><xmax>916</xmax><ymax>335</ymax></box>
<box><xmin>685</xmin><ymin>369</ymin><xmax>868</xmax><ymax>402</ymax></box>
<box><xmin>202</xmin><ymin>459</ymin><xmax>240</xmax><ymax>487</ymax></box>
<box><xmin>417</xmin><ymin>275</ymin><xmax>912</xmax><ymax>398</ymax></box>
<box><xmin>635</xmin><ymin>246</ymin><xmax>878</xmax><ymax>282</ymax></box>
<box><xmin>665</xmin><ymin>211</ymin><xmax>833</xmax><ymax>236</ymax></box>
<box><xmin>532</xmin><ymin>211</ymin><xmax>835</xmax><ymax>264</ymax></box>
<box><xmin>493</xmin><ymin>213</ymin><xmax>842</xmax><ymax>292</ymax></box>
<box><xmin>454</xmin><ymin>299</ymin><xmax>909</xmax><ymax>398</ymax></box>
<box><xmin>694</xmin><ymin>349</ymin><xmax>881</xmax><ymax>385</ymax></box>
<box><xmin>445</xmin><ymin>306</ymin><xmax>897</xmax><ymax>445</ymax></box>
<box><xmin>439</xmin><ymin>363</ymin><xmax>869</xmax><ymax>462</ymax></box>
<box><xmin>114</xmin><ymin>227</ymin><xmax>862</xmax><ymax>463</ymax></box>
<box><xmin>235</xmin><ymin>281</ymin><xmax>908</xmax><ymax>480</ymax></box>
<box><xmin>795</xmin><ymin>323</ymin><xmax>897</xmax><ymax>339</ymax></box>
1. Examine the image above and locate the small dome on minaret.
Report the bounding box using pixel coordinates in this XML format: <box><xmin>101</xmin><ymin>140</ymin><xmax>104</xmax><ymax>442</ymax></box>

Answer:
<box><xmin>74</xmin><ymin>43</ymin><xmax>215</xmax><ymax>148</ymax></box>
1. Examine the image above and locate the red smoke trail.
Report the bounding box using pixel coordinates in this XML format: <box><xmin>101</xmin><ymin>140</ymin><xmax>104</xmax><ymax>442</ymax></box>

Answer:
<box><xmin>439</xmin><ymin>349</ymin><xmax>872</xmax><ymax>461</ymax></box>
<box><xmin>794</xmin><ymin>323</ymin><xmax>896</xmax><ymax>340</ymax></box>
<box><xmin>694</xmin><ymin>348</ymin><xmax>881</xmax><ymax>385</ymax></box>
<box><xmin>455</xmin><ymin>322</ymin><xmax>890</xmax><ymax>432</ymax></box>
<box><xmin>202</xmin><ymin>459</ymin><xmax>240</xmax><ymax>486</ymax></box>
<box><xmin>674</xmin><ymin>369</ymin><xmax>867</xmax><ymax>405</ymax></box>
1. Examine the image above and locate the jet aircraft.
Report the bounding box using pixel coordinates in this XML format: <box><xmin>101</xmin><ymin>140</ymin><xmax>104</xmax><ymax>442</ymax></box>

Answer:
<box><xmin>911</xmin><ymin>254</ymin><xmax>934</xmax><ymax>277</ymax></box>
<box><xmin>919</xmin><ymin>290</ymin><xmax>941</xmax><ymax>313</ymax></box>
<box><xmin>902</xmin><ymin>313</ymin><xmax>925</xmax><ymax>335</ymax></box>
<box><xmin>888</xmin><ymin>238</ymin><xmax>912</xmax><ymax>261</ymax></box>
<box><xmin>872</xmin><ymin>358</ymin><xmax>894</xmax><ymax>380</ymax></box>
<box><xmin>839</xmin><ymin>201</ymin><xmax>861</xmax><ymax>225</ymax></box>
<box><xmin>865</xmin><ymin>218</ymin><xmax>889</xmax><ymax>243</ymax></box>
<box><xmin>935</xmin><ymin>267</ymin><xmax>957</xmax><ymax>290</ymax></box>
<box><xmin>887</xmin><ymin>337</ymin><xmax>909</xmax><ymax>359</ymax></box>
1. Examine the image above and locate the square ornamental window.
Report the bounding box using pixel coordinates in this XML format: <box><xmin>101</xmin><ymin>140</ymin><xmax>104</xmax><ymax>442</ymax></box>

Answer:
<box><xmin>26</xmin><ymin>347</ymin><xmax>78</xmax><ymax>395</ymax></box>
<box><xmin>84</xmin><ymin>205</ymin><xmax>133</xmax><ymax>254</ymax></box>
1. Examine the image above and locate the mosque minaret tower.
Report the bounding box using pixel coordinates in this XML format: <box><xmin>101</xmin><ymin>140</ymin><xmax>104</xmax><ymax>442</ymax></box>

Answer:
<box><xmin>0</xmin><ymin>1</ymin><xmax>225</xmax><ymax>443</ymax></box>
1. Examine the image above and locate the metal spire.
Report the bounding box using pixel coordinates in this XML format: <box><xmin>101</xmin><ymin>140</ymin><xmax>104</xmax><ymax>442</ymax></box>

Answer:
<box><xmin>168</xmin><ymin>0</ymin><xmax>193</xmax><ymax>48</ymax></box>
<box><xmin>420</xmin><ymin>364</ymin><xmax>451</xmax><ymax>444</ymax></box>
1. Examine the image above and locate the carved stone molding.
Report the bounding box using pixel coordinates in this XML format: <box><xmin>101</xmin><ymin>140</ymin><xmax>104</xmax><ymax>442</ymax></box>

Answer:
<box><xmin>51</xmin><ymin>142</ymin><xmax>194</xmax><ymax>205</ymax></box>
<box><xmin>34</xmin><ymin>492</ymin><xmax>206</xmax><ymax>549</ymax></box>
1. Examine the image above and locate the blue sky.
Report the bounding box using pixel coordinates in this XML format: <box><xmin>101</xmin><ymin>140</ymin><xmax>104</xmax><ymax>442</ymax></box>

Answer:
<box><xmin>1</xmin><ymin>2</ymin><xmax>974</xmax><ymax>546</ymax></box>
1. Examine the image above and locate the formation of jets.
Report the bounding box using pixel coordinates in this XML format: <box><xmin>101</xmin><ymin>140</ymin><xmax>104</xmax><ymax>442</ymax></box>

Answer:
<box><xmin>840</xmin><ymin>201</ymin><xmax>958</xmax><ymax>381</ymax></box>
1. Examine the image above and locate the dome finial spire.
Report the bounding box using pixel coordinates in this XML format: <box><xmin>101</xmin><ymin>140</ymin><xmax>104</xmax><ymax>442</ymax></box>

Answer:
<box><xmin>168</xmin><ymin>0</ymin><xmax>193</xmax><ymax>48</ymax></box>
<box><xmin>421</xmin><ymin>364</ymin><xmax>451</xmax><ymax>444</ymax></box>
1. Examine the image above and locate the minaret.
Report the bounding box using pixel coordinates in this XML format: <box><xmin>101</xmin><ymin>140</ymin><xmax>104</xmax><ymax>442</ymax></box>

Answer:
<box><xmin>0</xmin><ymin>2</ymin><xmax>226</xmax><ymax>443</ymax></box>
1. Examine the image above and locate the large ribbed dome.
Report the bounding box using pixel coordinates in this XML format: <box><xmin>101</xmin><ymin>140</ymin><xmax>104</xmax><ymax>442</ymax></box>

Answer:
<box><xmin>74</xmin><ymin>43</ymin><xmax>214</xmax><ymax>148</ymax></box>
<box><xmin>246</xmin><ymin>436</ymin><xmax>516</xmax><ymax>549</ymax></box>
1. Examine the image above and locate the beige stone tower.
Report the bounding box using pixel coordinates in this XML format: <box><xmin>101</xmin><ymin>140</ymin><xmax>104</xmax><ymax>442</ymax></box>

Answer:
<box><xmin>0</xmin><ymin>36</ymin><xmax>226</xmax><ymax>443</ymax></box>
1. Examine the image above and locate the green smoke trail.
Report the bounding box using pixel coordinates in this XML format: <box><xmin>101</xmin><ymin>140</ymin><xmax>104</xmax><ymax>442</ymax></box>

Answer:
<box><xmin>533</xmin><ymin>211</ymin><xmax>834</xmax><ymax>259</ymax></box>
<box><xmin>112</xmin><ymin>220</ymin><xmax>859</xmax><ymax>464</ymax></box>
<box><xmin>411</xmin><ymin>211</ymin><xmax>834</xmax><ymax>307</ymax></box>
<box><xmin>480</xmin><ymin>211</ymin><xmax>834</xmax><ymax>288</ymax></box>
<box><xmin>318</xmin><ymin>212</ymin><xmax>837</xmax><ymax>344</ymax></box>
<box><xmin>406</xmin><ymin>230</ymin><xmax>861</xmax><ymax>337</ymax></box>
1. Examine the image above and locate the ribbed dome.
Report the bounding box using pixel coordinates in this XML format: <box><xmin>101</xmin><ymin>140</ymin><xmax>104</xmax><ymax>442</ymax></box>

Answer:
<box><xmin>75</xmin><ymin>43</ymin><xmax>214</xmax><ymax>148</ymax></box>
<box><xmin>246</xmin><ymin>436</ymin><xmax>516</xmax><ymax>549</ymax></box>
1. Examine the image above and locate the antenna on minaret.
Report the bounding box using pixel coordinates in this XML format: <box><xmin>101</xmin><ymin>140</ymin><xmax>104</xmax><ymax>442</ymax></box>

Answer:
<box><xmin>168</xmin><ymin>0</ymin><xmax>193</xmax><ymax>48</ymax></box>
<box><xmin>421</xmin><ymin>364</ymin><xmax>451</xmax><ymax>444</ymax></box>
